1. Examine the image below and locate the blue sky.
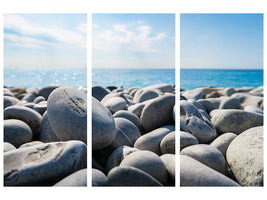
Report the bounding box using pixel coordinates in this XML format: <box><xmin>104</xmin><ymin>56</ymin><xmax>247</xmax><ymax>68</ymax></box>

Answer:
<box><xmin>4</xmin><ymin>14</ymin><xmax>86</xmax><ymax>69</ymax></box>
<box><xmin>181</xmin><ymin>14</ymin><xmax>263</xmax><ymax>69</ymax></box>
<box><xmin>92</xmin><ymin>14</ymin><xmax>175</xmax><ymax>68</ymax></box>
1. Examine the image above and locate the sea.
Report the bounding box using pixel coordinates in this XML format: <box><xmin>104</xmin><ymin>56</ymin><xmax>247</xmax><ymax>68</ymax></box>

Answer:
<box><xmin>4</xmin><ymin>68</ymin><xmax>263</xmax><ymax>90</ymax></box>
<box><xmin>4</xmin><ymin>68</ymin><xmax>87</xmax><ymax>89</ymax></box>
<box><xmin>181</xmin><ymin>69</ymin><xmax>263</xmax><ymax>90</ymax></box>
<box><xmin>92</xmin><ymin>68</ymin><xmax>175</xmax><ymax>88</ymax></box>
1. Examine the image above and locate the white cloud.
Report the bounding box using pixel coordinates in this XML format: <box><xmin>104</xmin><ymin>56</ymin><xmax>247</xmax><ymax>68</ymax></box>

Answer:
<box><xmin>93</xmin><ymin>21</ymin><xmax>166</xmax><ymax>52</ymax></box>
<box><xmin>4</xmin><ymin>14</ymin><xmax>86</xmax><ymax>49</ymax></box>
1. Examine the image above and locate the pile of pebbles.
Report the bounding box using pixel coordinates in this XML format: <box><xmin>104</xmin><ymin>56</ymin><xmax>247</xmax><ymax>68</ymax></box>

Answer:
<box><xmin>3</xmin><ymin>85</ymin><xmax>87</xmax><ymax>186</ymax></box>
<box><xmin>92</xmin><ymin>84</ymin><xmax>176</xmax><ymax>186</ymax></box>
<box><xmin>180</xmin><ymin>86</ymin><xmax>263</xmax><ymax>186</ymax></box>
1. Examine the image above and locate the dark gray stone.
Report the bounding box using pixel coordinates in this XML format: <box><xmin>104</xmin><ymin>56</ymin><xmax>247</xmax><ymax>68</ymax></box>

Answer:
<box><xmin>39</xmin><ymin>84</ymin><xmax>60</xmax><ymax>100</ymax></box>
<box><xmin>180</xmin><ymin>131</ymin><xmax>199</xmax><ymax>151</ymax></box>
<box><xmin>92</xmin><ymin>85</ymin><xmax>110</xmax><ymax>101</ymax></box>
<box><xmin>47</xmin><ymin>87</ymin><xmax>87</xmax><ymax>143</ymax></box>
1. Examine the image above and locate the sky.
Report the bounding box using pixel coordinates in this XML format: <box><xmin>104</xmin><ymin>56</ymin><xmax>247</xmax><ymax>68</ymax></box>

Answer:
<box><xmin>92</xmin><ymin>14</ymin><xmax>175</xmax><ymax>69</ymax></box>
<box><xmin>4</xmin><ymin>14</ymin><xmax>87</xmax><ymax>69</ymax></box>
<box><xmin>180</xmin><ymin>14</ymin><xmax>263</xmax><ymax>69</ymax></box>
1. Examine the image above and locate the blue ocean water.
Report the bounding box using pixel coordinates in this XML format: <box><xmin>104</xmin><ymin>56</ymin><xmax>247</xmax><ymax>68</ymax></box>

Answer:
<box><xmin>181</xmin><ymin>69</ymin><xmax>263</xmax><ymax>90</ymax></box>
<box><xmin>92</xmin><ymin>68</ymin><xmax>175</xmax><ymax>88</ymax></box>
<box><xmin>4</xmin><ymin>68</ymin><xmax>87</xmax><ymax>89</ymax></box>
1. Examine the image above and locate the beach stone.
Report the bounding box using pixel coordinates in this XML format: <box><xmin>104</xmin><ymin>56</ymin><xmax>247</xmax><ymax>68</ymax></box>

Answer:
<box><xmin>114</xmin><ymin>118</ymin><xmax>141</xmax><ymax>144</ymax></box>
<box><xmin>107</xmin><ymin>166</ymin><xmax>162</xmax><ymax>186</ymax></box>
<box><xmin>244</xmin><ymin>105</ymin><xmax>264</xmax><ymax>114</ymax></box>
<box><xmin>235</xmin><ymin>87</ymin><xmax>254</xmax><ymax>93</ymax></box>
<box><xmin>92</xmin><ymin>85</ymin><xmax>110</xmax><ymax>101</ymax></box>
<box><xmin>39</xmin><ymin>84</ymin><xmax>60</xmax><ymax>100</ymax></box>
<box><xmin>47</xmin><ymin>87</ymin><xmax>87</xmax><ymax>143</ymax></box>
<box><xmin>106</xmin><ymin>146</ymin><xmax>140</xmax><ymax>172</ymax></box>
<box><xmin>129</xmin><ymin>88</ymin><xmax>139</xmax><ymax>97</ymax></box>
<box><xmin>180</xmin><ymin>131</ymin><xmax>199</xmax><ymax>151</ymax></box>
<box><xmin>188</xmin><ymin>99</ymin><xmax>207</xmax><ymax>112</ymax></box>
<box><xmin>4</xmin><ymin>96</ymin><xmax>20</xmax><ymax>109</ymax></box>
<box><xmin>210</xmin><ymin>109</ymin><xmax>263</xmax><ymax>134</ymax></box>
<box><xmin>181</xmin><ymin>144</ymin><xmax>227</xmax><ymax>175</ymax></box>
<box><xmin>120</xmin><ymin>150</ymin><xmax>169</xmax><ymax>185</ymax></box>
<box><xmin>226</xmin><ymin>126</ymin><xmax>263</xmax><ymax>186</ymax></box>
<box><xmin>249</xmin><ymin>86</ymin><xmax>263</xmax><ymax>94</ymax></box>
<box><xmin>4</xmin><ymin>119</ymin><xmax>33</xmax><ymax>148</ymax></box>
<box><xmin>103</xmin><ymin>97</ymin><xmax>127</xmax><ymax>114</ymax></box>
<box><xmin>206</xmin><ymin>91</ymin><xmax>221</xmax><ymax>98</ymax></box>
<box><xmin>106</xmin><ymin>86</ymin><xmax>117</xmax><ymax>91</ymax></box>
<box><xmin>4</xmin><ymin>88</ymin><xmax>15</xmax><ymax>97</ymax></box>
<box><xmin>221</xmin><ymin>87</ymin><xmax>236</xmax><ymax>96</ymax></box>
<box><xmin>4</xmin><ymin>106</ymin><xmax>42</xmax><ymax>138</ymax></box>
<box><xmin>133</xmin><ymin>89</ymin><xmax>159</xmax><ymax>103</ymax></box>
<box><xmin>128</xmin><ymin>102</ymin><xmax>146</xmax><ymax>117</ymax></box>
<box><xmin>160</xmin><ymin>154</ymin><xmax>175</xmax><ymax>184</ymax></box>
<box><xmin>26</xmin><ymin>87</ymin><xmax>39</xmax><ymax>96</ymax></box>
<box><xmin>113</xmin><ymin>110</ymin><xmax>142</xmax><ymax>131</ymax></box>
<box><xmin>219</xmin><ymin>97</ymin><xmax>242</xmax><ymax>109</ymax></box>
<box><xmin>160</xmin><ymin>131</ymin><xmax>175</xmax><ymax>154</ymax></box>
<box><xmin>180</xmin><ymin>155</ymin><xmax>239</xmax><ymax>186</ymax></box>
<box><xmin>92</xmin><ymin>168</ymin><xmax>107</xmax><ymax>186</ymax></box>
<box><xmin>92</xmin><ymin>97</ymin><xmax>116</xmax><ymax>150</ymax></box>
<box><xmin>143</xmin><ymin>84</ymin><xmax>173</xmax><ymax>93</ymax></box>
<box><xmin>141</xmin><ymin>94</ymin><xmax>175</xmax><ymax>132</ymax></box>
<box><xmin>19</xmin><ymin>141</ymin><xmax>43</xmax><ymax>149</ymax></box>
<box><xmin>33</xmin><ymin>101</ymin><xmax>47</xmax><ymax>115</ymax></box>
<box><xmin>182</xmin><ymin>89</ymin><xmax>204</xmax><ymax>100</ymax></box>
<box><xmin>39</xmin><ymin>111</ymin><xmax>60</xmax><ymax>143</ymax></box>
<box><xmin>21</xmin><ymin>93</ymin><xmax>36</xmax><ymax>102</ymax></box>
<box><xmin>197</xmin><ymin>99</ymin><xmax>216</xmax><ymax>114</ymax></box>
<box><xmin>231</xmin><ymin>93</ymin><xmax>263</xmax><ymax>107</ymax></box>
<box><xmin>206</xmin><ymin>98</ymin><xmax>221</xmax><ymax>108</ymax></box>
<box><xmin>4</xmin><ymin>142</ymin><xmax>16</xmax><ymax>153</ymax></box>
<box><xmin>8</xmin><ymin>87</ymin><xmax>27</xmax><ymax>98</ymax></box>
<box><xmin>54</xmin><ymin>169</ymin><xmax>87</xmax><ymax>186</ymax></box>
<box><xmin>33</xmin><ymin>96</ymin><xmax>46</xmax><ymax>104</ymax></box>
<box><xmin>210</xmin><ymin>132</ymin><xmax>237</xmax><ymax>158</ymax></box>
<box><xmin>4</xmin><ymin>140</ymin><xmax>87</xmax><ymax>186</ymax></box>
<box><xmin>134</xmin><ymin>125</ymin><xmax>175</xmax><ymax>155</ymax></box>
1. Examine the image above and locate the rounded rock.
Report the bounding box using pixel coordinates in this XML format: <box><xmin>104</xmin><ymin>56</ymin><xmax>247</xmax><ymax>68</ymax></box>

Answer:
<box><xmin>160</xmin><ymin>154</ymin><xmax>175</xmax><ymax>184</ymax></box>
<box><xmin>113</xmin><ymin>110</ymin><xmax>142</xmax><ymax>131</ymax></box>
<box><xmin>160</xmin><ymin>131</ymin><xmax>175</xmax><ymax>154</ymax></box>
<box><xmin>54</xmin><ymin>169</ymin><xmax>87</xmax><ymax>186</ymax></box>
<box><xmin>180</xmin><ymin>131</ymin><xmax>199</xmax><ymax>151</ymax></box>
<box><xmin>4</xmin><ymin>106</ymin><xmax>42</xmax><ymax>138</ymax></box>
<box><xmin>181</xmin><ymin>144</ymin><xmax>227</xmax><ymax>175</ymax></box>
<box><xmin>4</xmin><ymin>96</ymin><xmax>20</xmax><ymax>109</ymax></box>
<box><xmin>107</xmin><ymin>166</ymin><xmax>162</xmax><ymax>186</ymax></box>
<box><xmin>92</xmin><ymin>168</ymin><xmax>107</xmax><ymax>186</ymax></box>
<box><xmin>92</xmin><ymin>97</ymin><xmax>116</xmax><ymax>150</ymax></box>
<box><xmin>47</xmin><ymin>87</ymin><xmax>87</xmax><ymax>143</ymax></box>
<box><xmin>39</xmin><ymin>84</ymin><xmax>60</xmax><ymax>100</ymax></box>
<box><xmin>141</xmin><ymin>94</ymin><xmax>175</xmax><ymax>132</ymax></box>
<box><xmin>180</xmin><ymin>155</ymin><xmax>239</xmax><ymax>186</ymax></box>
<box><xmin>120</xmin><ymin>150</ymin><xmax>169</xmax><ymax>185</ymax></box>
<box><xmin>92</xmin><ymin>85</ymin><xmax>110</xmax><ymax>102</ymax></box>
<box><xmin>4</xmin><ymin>142</ymin><xmax>16</xmax><ymax>153</ymax></box>
<box><xmin>103</xmin><ymin>97</ymin><xmax>127</xmax><ymax>114</ymax></box>
<box><xmin>4</xmin><ymin>119</ymin><xmax>33</xmax><ymax>148</ymax></box>
<box><xmin>226</xmin><ymin>126</ymin><xmax>263</xmax><ymax>186</ymax></box>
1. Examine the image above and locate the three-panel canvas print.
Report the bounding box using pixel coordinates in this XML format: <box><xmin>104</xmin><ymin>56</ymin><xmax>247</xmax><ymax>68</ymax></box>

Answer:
<box><xmin>2</xmin><ymin>13</ymin><xmax>263</xmax><ymax>187</ymax></box>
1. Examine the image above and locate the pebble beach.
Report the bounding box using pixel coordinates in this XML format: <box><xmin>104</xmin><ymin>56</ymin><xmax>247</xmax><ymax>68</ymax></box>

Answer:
<box><xmin>3</xmin><ymin>85</ymin><xmax>87</xmax><ymax>186</ymax></box>
<box><xmin>180</xmin><ymin>86</ymin><xmax>263</xmax><ymax>186</ymax></box>
<box><xmin>92</xmin><ymin>84</ymin><xmax>176</xmax><ymax>186</ymax></box>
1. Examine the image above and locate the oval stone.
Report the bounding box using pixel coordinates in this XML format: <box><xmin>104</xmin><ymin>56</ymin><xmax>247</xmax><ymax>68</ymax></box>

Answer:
<box><xmin>54</xmin><ymin>168</ymin><xmax>87</xmax><ymax>186</ymax></box>
<box><xmin>160</xmin><ymin>131</ymin><xmax>175</xmax><ymax>154</ymax></box>
<box><xmin>226</xmin><ymin>126</ymin><xmax>263</xmax><ymax>186</ymax></box>
<box><xmin>4</xmin><ymin>140</ymin><xmax>87</xmax><ymax>186</ymax></box>
<box><xmin>113</xmin><ymin>110</ymin><xmax>142</xmax><ymax>131</ymax></box>
<box><xmin>4</xmin><ymin>142</ymin><xmax>16</xmax><ymax>153</ymax></box>
<box><xmin>4</xmin><ymin>106</ymin><xmax>42</xmax><ymax>138</ymax></box>
<box><xmin>4</xmin><ymin>96</ymin><xmax>19</xmax><ymax>109</ymax></box>
<box><xmin>103</xmin><ymin>97</ymin><xmax>127</xmax><ymax>114</ymax></box>
<box><xmin>210</xmin><ymin>109</ymin><xmax>263</xmax><ymax>134</ymax></box>
<box><xmin>180</xmin><ymin>155</ymin><xmax>239</xmax><ymax>186</ymax></box>
<box><xmin>120</xmin><ymin>150</ymin><xmax>169</xmax><ymax>185</ymax></box>
<box><xmin>39</xmin><ymin>84</ymin><xmax>60</xmax><ymax>100</ymax></box>
<box><xmin>47</xmin><ymin>87</ymin><xmax>87</xmax><ymax>143</ymax></box>
<box><xmin>92</xmin><ymin>85</ymin><xmax>110</xmax><ymax>101</ymax></box>
<box><xmin>107</xmin><ymin>166</ymin><xmax>162</xmax><ymax>186</ymax></box>
<box><xmin>141</xmin><ymin>94</ymin><xmax>175</xmax><ymax>132</ymax></box>
<box><xmin>4</xmin><ymin>119</ymin><xmax>33</xmax><ymax>148</ymax></box>
<box><xmin>160</xmin><ymin>154</ymin><xmax>175</xmax><ymax>184</ymax></box>
<box><xmin>92</xmin><ymin>97</ymin><xmax>116</xmax><ymax>150</ymax></box>
<box><xmin>181</xmin><ymin>144</ymin><xmax>227</xmax><ymax>175</ymax></box>
<box><xmin>134</xmin><ymin>125</ymin><xmax>175</xmax><ymax>155</ymax></box>
<box><xmin>180</xmin><ymin>131</ymin><xmax>199</xmax><ymax>151</ymax></box>
<box><xmin>92</xmin><ymin>168</ymin><xmax>107</xmax><ymax>186</ymax></box>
